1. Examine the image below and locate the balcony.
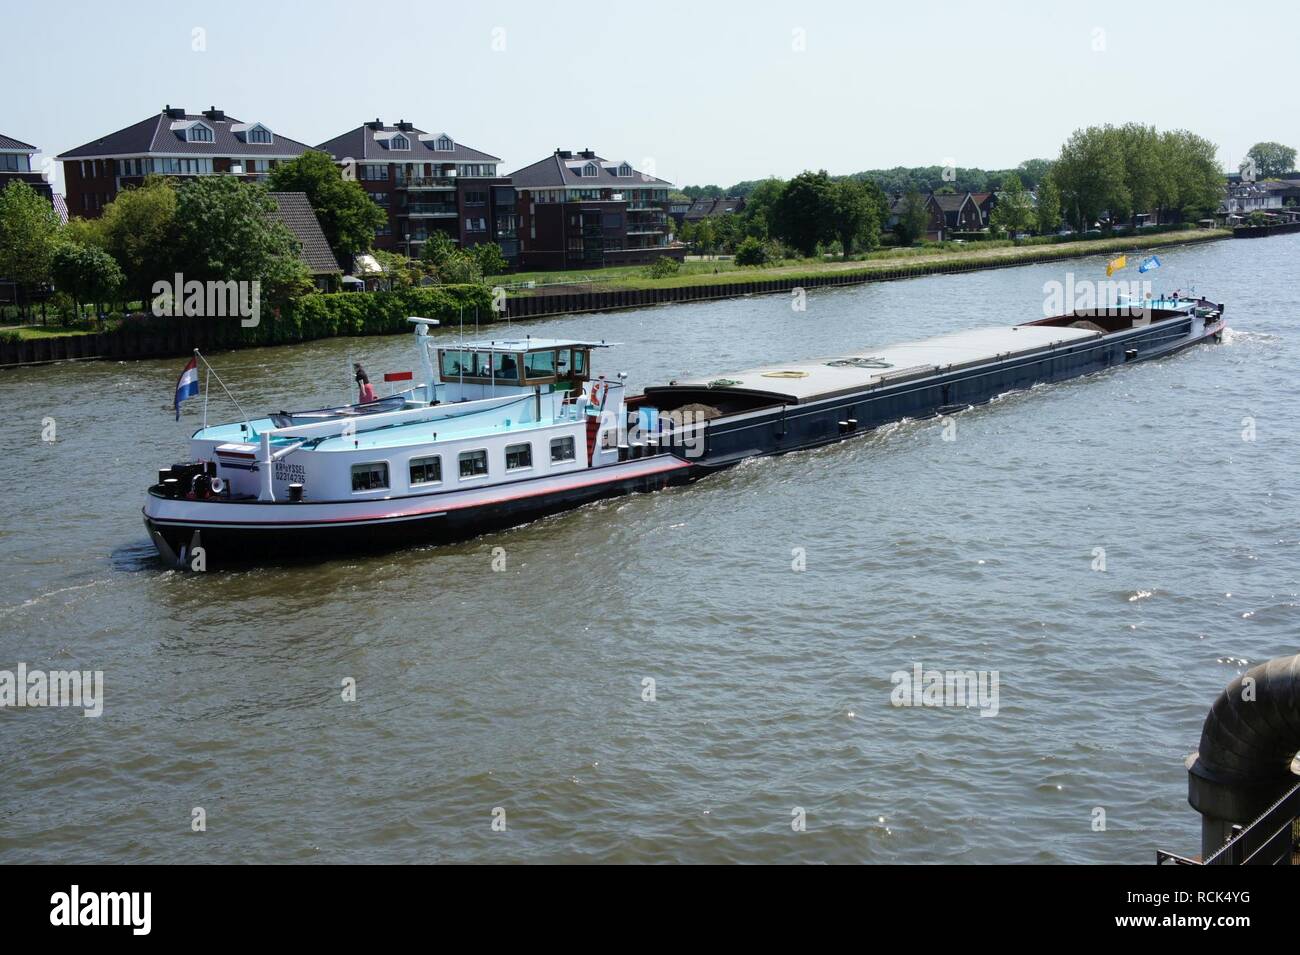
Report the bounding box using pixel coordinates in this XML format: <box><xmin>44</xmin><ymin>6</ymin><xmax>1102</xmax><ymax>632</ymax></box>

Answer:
<box><xmin>398</xmin><ymin>176</ymin><xmax>456</xmax><ymax>190</ymax></box>
<box><xmin>402</xmin><ymin>202</ymin><xmax>458</xmax><ymax>217</ymax></box>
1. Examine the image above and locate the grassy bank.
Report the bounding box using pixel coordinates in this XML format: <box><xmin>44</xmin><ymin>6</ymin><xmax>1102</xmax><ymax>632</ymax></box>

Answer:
<box><xmin>494</xmin><ymin>228</ymin><xmax>1230</xmax><ymax>295</ymax></box>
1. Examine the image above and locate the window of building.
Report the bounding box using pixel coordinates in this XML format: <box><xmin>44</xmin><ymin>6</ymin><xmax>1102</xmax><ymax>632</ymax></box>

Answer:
<box><xmin>390</xmin><ymin>134</ymin><xmax>410</xmax><ymax>150</ymax></box>
<box><xmin>351</xmin><ymin>462</ymin><xmax>389</xmax><ymax>492</ymax></box>
<box><xmin>246</xmin><ymin>126</ymin><xmax>273</xmax><ymax>144</ymax></box>
<box><xmin>550</xmin><ymin>436</ymin><xmax>576</xmax><ymax>463</ymax></box>
<box><xmin>409</xmin><ymin>455</ymin><xmax>442</xmax><ymax>486</ymax></box>
<box><xmin>435</xmin><ymin>136</ymin><xmax>454</xmax><ymax>151</ymax></box>
<box><xmin>188</xmin><ymin>124</ymin><xmax>214</xmax><ymax>143</ymax></box>
<box><xmin>618</xmin><ymin>162</ymin><xmax>633</xmax><ymax>177</ymax></box>
<box><xmin>582</xmin><ymin>162</ymin><xmax>599</xmax><ymax>177</ymax></box>
<box><xmin>505</xmin><ymin>443</ymin><xmax>532</xmax><ymax>471</ymax></box>
<box><xmin>464</xmin><ymin>190</ymin><xmax>487</xmax><ymax>206</ymax></box>
<box><xmin>458</xmin><ymin>449</ymin><xmax>488</xmax><ymax>479</ymax></box>
<box><xmin>368</xmin><ymin>191</ymin><xmax>389</xmax><ymax>206</ymax></box>
<box><xmin>359</xmin><ymin>164</ymin><xmax>388</xmax><ymax>181</ymax></box>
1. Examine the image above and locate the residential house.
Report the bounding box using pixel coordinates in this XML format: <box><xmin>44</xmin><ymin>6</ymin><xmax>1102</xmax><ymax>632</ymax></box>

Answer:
<box><xmin>315</xmin><ymin>120</ymin><xmax>515</xmax><ymax>265</ymax></box>
<box><xmin>682</xmin><ymin>196</ymin><xmax>746</xmax><ymax>223</ymax></box>
<box><xmin>57</xmin><ymin>106</ymin><xmax>312</xmax><ymax>216</ymax></box>
<box><xmin>926</xmin><ymin>192</ymin><xmax>983</xmax><ymax>240</ymax></box>
<box><xmin>268</xmin><ymin>192</ymin><xmax>342</xmax><ymax>290</ymax></box>
<box><xmin>510</xmin><ymin>149</ymin><xmax>681</xmax><ymax>270</ymax></box>
<box><xmin>0</xmin><ymin>134</ymin><xmax>53</xmax><ymax>203</ymax></box>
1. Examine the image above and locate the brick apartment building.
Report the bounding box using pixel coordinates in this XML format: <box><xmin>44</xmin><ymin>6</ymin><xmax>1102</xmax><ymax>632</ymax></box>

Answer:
<box><xmin>509</xmin><ymin>149</ymin><xmax>680</xmax><ymax>270</ymax></box>
<box><xmin>0</xmin><ymin>134</ymin><xmax>54</xmax><ymax>203</ymax></box>
<box><xmin>315</xmin><ymin>120</ymin><xmax>516</xmax><ymax>265</ymax></box>
<box><xmin>56</xmin><ymin>105</ymin><xmax>312</xmax><ymax>217</ymax></box>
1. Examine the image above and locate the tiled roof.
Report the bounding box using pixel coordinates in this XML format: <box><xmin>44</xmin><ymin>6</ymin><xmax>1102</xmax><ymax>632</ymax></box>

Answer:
<box><xmin>509</xmin><ymin>150</ymin><xmax>673</xmax><ymax>189</ymax></box>
<box><xmin>0</xmin><ymin>133</ymin><xmax>37</xmax><ymax>151</ymax></box>
<box><xmin>314</xmin><ymin>123</ymin><xmax>500</xmax><ymax>164</ymax></box>
<box><xmin>267</xmin><ymin>192</ymin><xmax>341</xmax><ymax>275</ymax></box>
<box><xmin>57</xmin><ymin>108</ymin><xmax>312</xmax><ymax>159</ymax></box>
<box><xmin>684</xmin><ymin>197</ymin><xmax>745</xmax><ymax>218</ymax></box>
<box><xmin>931</xmin><ymin>192</ymin><xmax>972</xmax><ymax>212</ymax></box>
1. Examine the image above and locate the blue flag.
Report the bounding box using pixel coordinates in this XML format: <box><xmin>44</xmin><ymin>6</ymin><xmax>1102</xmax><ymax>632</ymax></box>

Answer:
<box><xmin>1138</xmin><ymin>255</ymin><xmax>1161</xmax><ymax>273</ymax></box>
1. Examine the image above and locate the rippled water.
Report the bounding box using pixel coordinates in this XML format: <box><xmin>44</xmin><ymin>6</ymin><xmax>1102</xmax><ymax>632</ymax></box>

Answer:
<box><xmin>2</xmin><ymin>235</ymin><xmax>1296</xmax><ymax>863</ymax></box>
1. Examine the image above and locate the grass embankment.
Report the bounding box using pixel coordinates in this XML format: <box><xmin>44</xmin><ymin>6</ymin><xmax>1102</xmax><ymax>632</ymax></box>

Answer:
<box><xmin>492</xmin><ymin>229</ymin><xmax>1230</xmax><ymax>294</ymax></box>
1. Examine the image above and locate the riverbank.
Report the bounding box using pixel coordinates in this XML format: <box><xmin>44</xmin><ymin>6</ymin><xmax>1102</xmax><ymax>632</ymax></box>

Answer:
<box><xmin>0</xmin><ymin>227</ymin><xmax>1229</xmax><ymax>367</ymax></box>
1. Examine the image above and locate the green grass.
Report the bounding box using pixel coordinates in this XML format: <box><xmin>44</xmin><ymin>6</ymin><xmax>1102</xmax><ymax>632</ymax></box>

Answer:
<box><xmin>0</xmin><ymin>321</ymin><xmax>105</xmax><ymax>341</ymax></box>
<box><xmin>493</xmin><ymin>229</ymin><xmax>1229</xmax><ymax>294</ymax></box>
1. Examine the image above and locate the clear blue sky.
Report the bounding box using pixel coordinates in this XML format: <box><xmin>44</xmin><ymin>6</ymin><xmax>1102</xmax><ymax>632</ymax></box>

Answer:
<box><xmin>8</xmin><ymin>0</ymin><xmax>1295</xmax><ymax>192</ymax></box>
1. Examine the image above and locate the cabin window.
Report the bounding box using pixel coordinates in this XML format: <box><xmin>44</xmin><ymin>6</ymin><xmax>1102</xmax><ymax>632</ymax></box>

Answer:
<box><xmin>573</xmin><ymin>349</ymin><xmax>587</xmax><ymax>375</ymax></box>
<box><xmin>550</xmin><ymin>436</ymin><xmax>576</xmax><ymax>463</ymax></box>
<box><xmin>505</xmin><ymin>443</ymin><xmax>532</xmax><ymax>470</ymax></box>
<box><xmin>409</xmin><ymin>455</ymin><xmax>442</xmax><ymax>486</ymax></box>
<box><xmin>556</xmin><ymin>350</ymin><xmax>571</xmax><ymax>376</ymax></box>
<box><xmin>524</xmin><ymin>350</ymin><xmax>556</xmax><ymax>379</ymax></box>
<box><xmin>458</xmin><ymin>449</ymin><xmax>488</xmax><ymax>478</ymax></box>
<box><xmin>494</xmin><ymin>353</ymin><xmax>521</xmax><ymax>381</ymax></box>
<box><xmin>351</xmin><ymin>462</ymin><xmax>389</xmax><ymax>492</ymax></box>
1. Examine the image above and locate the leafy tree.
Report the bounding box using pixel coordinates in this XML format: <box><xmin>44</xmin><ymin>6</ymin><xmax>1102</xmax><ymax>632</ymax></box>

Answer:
<box><xmin>419</xmin><ymin>230</ymin><xmax>460</xmax><ymax>269</ymax></box>
<box><xmin>172</xmin><ymin>176</ymin><xmax>310</xmax><ymax>302</ymax></box>
<box><xmin>828</xmin><ymin>179</ymin><xmax>881</xmax><ymax>256</ymax></box>
<box><xmin>1052</xmin><ymin>125</ymin><xmax>1130</xmax><ymax>231</ymax></box>
<box><xmin>468</xmin><ymin>242</ymin><xmax>509</xmax><ymax>277</ymax></box>
<box><xmin>0</xmin><ymin>180</ymin><xmax>61</xmax><ymax>315</ymax></box>
<box><xmin>1015</xmin><ymin>159</ymin><xmax>1054</xmax><ymax>191</ymax></box>
<box><xmin>1161</xmin><ymin>129</ymin><xmax>1223</xmax><ymax>222</ymax></box>
<box><xmin>437</xmin><ymin>253</ymin><xmax>482</xmax><ymax>285</ymax></box>
<box><xmin>734</xmin><ymin>236</ymin><xmax>769</xmax><ymax>266</ymax></box>
<box><xmin>96</xmin><ymin>175</ymin><xmax>178</xmax><ymax>300</ymax></box>
<box><xmin>772</xmin><ymin>170</ymin><xmax>835</xmax><ymax>257</ymax></box>
<box><xmin>1242</xmin><ymin>141</ymin><xmax>1297</xmax><ymax>179</ymax></box>
<box><xmin>738</xmin><ymin>177</ymin><xmax>784</xmax><ymax>241</ymax></box>
<box><xmin>645</xmin><ymin>256</ymin><xmax>680</xmax><ymax>278</ymax></box>
<box><xmin>990</xmin><ymin>173</ymin><xmax>1035</xmax><ymax>235</ymax></box>
<box><xmin>692</xmin><ymin>218</ymin><xmax>717</xmax><ymax>257</ymax></box>
<box><xmin>895</xmin><ymin>190</ymin><xmax>929</xmax><ymax>246</ymax></box>
<box><xmin>51</xmin><ymin>242</ymin><xmax>124</xmax><ymax>317</ymax></box>
<box><xmin>1036</xmin><ymin>175</ymin><xmax>1062</xmax><ymax>234</ymax></box>
<box><xmin>267</xmin><ymin>150</ymin><xmax>386</xmax><ymax>264</ymax></box>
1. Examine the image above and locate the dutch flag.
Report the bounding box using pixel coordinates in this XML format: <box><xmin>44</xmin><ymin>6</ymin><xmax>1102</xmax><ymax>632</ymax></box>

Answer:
<box><xmin>174</xmin><ymin>356</ymin><xmax>200</xmax><ymax>420</ymax></box>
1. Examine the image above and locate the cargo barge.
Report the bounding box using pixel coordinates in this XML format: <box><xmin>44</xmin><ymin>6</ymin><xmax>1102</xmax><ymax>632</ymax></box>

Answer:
<box><xmin>143</xmin><ymin>297</ymin><xmax>1225</xmax><ymax>566</ymax></box>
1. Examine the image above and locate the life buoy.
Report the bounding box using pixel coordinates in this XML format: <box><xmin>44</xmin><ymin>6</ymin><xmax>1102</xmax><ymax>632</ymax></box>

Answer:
<box><xmin>588</xmin><ymin>378</ymin><xmax>606</xmax><ymax>407</ymax></box>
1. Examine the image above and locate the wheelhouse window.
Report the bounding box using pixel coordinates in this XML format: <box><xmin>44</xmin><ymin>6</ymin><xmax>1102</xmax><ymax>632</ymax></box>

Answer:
<box><xmin>550</xmin><ymin>436</ymin><xmax>576</xmax><ymax>463</ymax></box>
<box><xmin>409</xmin><ymin>455</ymin><xmax>442</xmax><ymax>486</ymax></box>
<box><xmin>524</xmin><ymin>350</ymin><xmax>556</xmax><ymax>379</ymax></box>
<box><xmin>505</xmin><ymin>443</ymin><xmax>532</xmax><ymax>471</ymax></box>
<box><xmin>458</xmin><ymin>449</ymin><xmax>488</xmax><ymax>479</ymax></box>
<box><xmin>351</xmin><ymin>462</ymin><xmax>389</xmax><ymax>492</ymax></box>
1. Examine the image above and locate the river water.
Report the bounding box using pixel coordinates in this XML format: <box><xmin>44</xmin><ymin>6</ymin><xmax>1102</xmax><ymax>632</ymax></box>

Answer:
<box><xmin>1</xmin><ymin>235</ymin><xmax>1295</xmax><ymax>863</ymax></box>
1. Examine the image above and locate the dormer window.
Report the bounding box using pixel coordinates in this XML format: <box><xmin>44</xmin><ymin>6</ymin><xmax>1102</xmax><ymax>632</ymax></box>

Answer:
<box><xmin>617</xmin><ymin>162</ymin><xmax>633</xmax><ymax>178</ymax></box>
<box><xmin>435</xmin><ymin>136</ymin><xmax>453</xmax><ymax>152</ymax></box>
<box><xmin>583</xmin><ymin>162</ymin><xmax>599</xmax><ymax>177</ymax></box>
<box><xmin>246</xmin><ymin>127</ymin><xmax>272</xmax><ymax>144</ymax></box>
<box><xmin>390</xmin><ymin>134</ymin><xmax>410</xmax><ymax>150</ymax></box>
<box><xmin>179</xmin><ymin>122</ymin><xmax>215</xmax><ymax>143</ymax></box>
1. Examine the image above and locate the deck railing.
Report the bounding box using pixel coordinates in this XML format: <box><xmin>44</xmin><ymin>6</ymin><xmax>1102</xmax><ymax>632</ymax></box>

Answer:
<box><xmin>1157</xmin><ymin>780</ymin><xmax>1300</xmax><ymax>866</ymax></box>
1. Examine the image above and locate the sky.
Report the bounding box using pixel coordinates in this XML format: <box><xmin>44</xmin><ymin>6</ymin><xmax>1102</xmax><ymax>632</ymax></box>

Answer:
<box><xmin>6</xmin><ymin>0</ymin><xmax>1296</xmax><ymax>193</ymax></box>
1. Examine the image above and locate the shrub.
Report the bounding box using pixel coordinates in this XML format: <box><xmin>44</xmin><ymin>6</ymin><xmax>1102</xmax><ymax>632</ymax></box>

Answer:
<box><xmin>645</xmin><ymin>256</ymin><xmax>681</xmax><ymax>278</ymax></box>
<box><xmin>734</xmin><ymin>236</ymin><xmax>770</xmax><ymax>266</ymax></box>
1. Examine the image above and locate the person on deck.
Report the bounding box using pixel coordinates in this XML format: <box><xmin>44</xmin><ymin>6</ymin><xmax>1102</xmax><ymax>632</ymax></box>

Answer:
<box><xmin>354</xmin><ymin>363</ymin><xmax>377</xmax><ymax>404</ymax></box>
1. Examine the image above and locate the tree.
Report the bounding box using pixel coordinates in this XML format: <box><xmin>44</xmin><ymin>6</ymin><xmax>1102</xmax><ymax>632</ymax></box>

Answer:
<box><xmin>771</xmin><ymin>170</ymin><xmax>835</xmax><ymax>257</ymax></box>
<box><xmin>1036</xmin><ymin>175</ymin><xmax>1062</xmax><ymax>234</ymax></box>
<box><xmin>468</xmin><ymin>242</ymin><xmax>509</xmax><ymax>277</ymax></box>
<box><xmin>828</xmin><ymin>179</ymin><xmax>881</xmax><ymax>256</ymax></box>
<box><xmin>990</xmin><ymin>173</ymin><xmax>1035</xmax><ymax>235</ymax></box>
<box><xmin>1016</xmin><ymin>159</ymin><xmax>1053</xmax><ymax>191</ymax></box>
<box><xmin>895</xmin><ymin>190</ymin><xmax>929</xmax><ymax>246</ymax></box>
<box><xmin>1242</xmin><ymin>141</ymin><xmax>1297</xmax><ymax>180</ymax></box>
<box><xmin>51</xmin><ymin>243</ymin><xmax>124</xmax><ymax>318</ymax></box>
<box><xmin>1161</xmin><ymin>129</ymin><xmax>1223</xmax><ymax>222</ymax></box>
<box><xmin>0</xmin><ymin>180</ymin><xmax>61</xmax><ymax>316</ymax></box>
<box><xmin>739</xmin><ymin>177</ymin><xmax>784</xmax><ymax>241</ymax></box>
<box><xmin>96</xmin><ymin>175</ymin><xmax>178</xmax><ymax>301</ymax></box>
<box><xmin>1052</xmin><ymin>125</ymin><xmax>1130</xmax><ymax>231</ymax></box>
<box><xmin>267</xmin><ymin>150</ymin><xmax>386</xmax><ymax>264</ymax></box>
<box><xmin>419</xmin><ymin>231</ymin><xmax>460</xmax><ymax>269</ymax></box>
<box><xmin>172</xmin><ymin>176</ymin><xmax>310</xmax><ymax>302</ymax></box>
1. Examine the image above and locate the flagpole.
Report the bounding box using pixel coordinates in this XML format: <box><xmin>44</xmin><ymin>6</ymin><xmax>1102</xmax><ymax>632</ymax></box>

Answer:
<box><xmin>203</xmin><ymin>367</ymin><xmax>210</xmax><ymax>430</ymax></box>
